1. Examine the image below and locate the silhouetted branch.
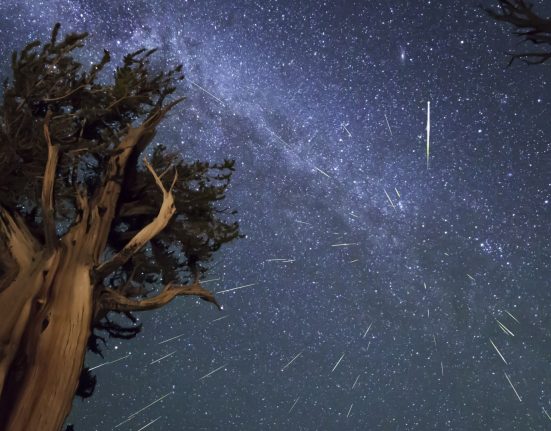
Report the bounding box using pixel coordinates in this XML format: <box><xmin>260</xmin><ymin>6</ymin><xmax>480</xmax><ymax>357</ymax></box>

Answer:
<box><xmin>483</xmin><ymin>0</ymin><xmax>551</xmax><ymax>65</ymax></box>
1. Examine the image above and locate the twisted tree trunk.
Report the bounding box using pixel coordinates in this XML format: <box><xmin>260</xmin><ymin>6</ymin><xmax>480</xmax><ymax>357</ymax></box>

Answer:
<box><xmin>0</xmin><ymin>209</ymin><xmax>94</xmax><ymax>431</ymax></box>
<box><xmin>0</xmin><ymin>120</ymin><xmax>154</xmax><ymax>431</ymax></box>
<box><xmin>0</xmin><ymin>103</ymin><xmax>218</xmax><ymax>431</ymax></box>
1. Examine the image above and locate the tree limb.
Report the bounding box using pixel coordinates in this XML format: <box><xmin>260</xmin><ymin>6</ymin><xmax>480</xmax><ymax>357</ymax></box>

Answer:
<box><xmin>97</xmin><ymin>279</ymin><xmax>221</xmax><ymax>312</ymax></box>
<box><xmin>483</xmin><ymin>0</ymin><xmax>551</xmax><ymax>65</ymax></box>
<box><xmin>42</xmin><ymin>110</ymin><xmax>60</xmax><ymax>251</ymax></box>
<box><xmin>89</xmin><ymin>100</ymin><xmax>184</xmax><ymax>264</ymax></box>
<box><xmin>93</xmin><ymin>158</ymin><xmax>178</xmax><ymax>281</ymax></box>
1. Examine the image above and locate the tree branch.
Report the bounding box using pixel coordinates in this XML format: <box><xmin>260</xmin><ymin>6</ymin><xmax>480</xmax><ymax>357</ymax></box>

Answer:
<box><xmin>97</xmin><ymin>279</ymin><xmax>221</xmax><ymax>312</ymax></box>
<box><xmin>41</xmin><ymin>110</ymin><xmax>60</xmax><ymax>251</ymax></box>
<box><xmin>483</xmin><ymin>0</ymin><xmax>551</xmax><ymax>65</ymax></box>
<box><xmin>93</xmin><ymin>158</ymin><xmax>178</xmax><ymax>281</ymax></box>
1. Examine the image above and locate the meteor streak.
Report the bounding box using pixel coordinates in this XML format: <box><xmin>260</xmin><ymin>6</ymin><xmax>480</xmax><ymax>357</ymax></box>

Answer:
<box><xmin>342</xmin><ymin>123</ymin><xmax>352</xmax><ymax>137</ymax></box>
<box><xmin>289</xmin><ymin>396</ymin><xmax>300</xmax><ymax>413</ymax></box>
<box><xmin>217</xmin><ymin>283</ymin><xmax>256</xmax><ymax>294</ymax></box>
<box><xmin>114</xmin><ymin>391</ymin><xmax>173</xmax><ymax>428</ymax></box>
<box><xmin>281</xmin><ymin>351</ymin><xmax>303</xmax><ymax>371</ymax></box>
<box><xmin>384</xmin><ymin>113</ymin><xmax>393</xmax><ymax>136</ymax></box>
<box><xmin>363</xmin><ymin>322</ymin><xmax>373</xmax><ymax>338</ymax></box>
<box><xmin>505</xmin><ymin>310</ymin><xmax>520</xmax><ymax>324</ymax></box>
<box><xmin>150</xmin><ymin>351</ymin><xmax>176</xmax><ymax>365</ymax></box>
<box><xmin>199</xmin><ymin>363</ymin><xmax>228</xmax><ymax>380</ymax></box>
<box><xmin>331</xmin><ymin>353</ymin><xmax>345</xmax><ymax>372</ymax></box>
<box><xmin>159</xmin><ymin>333</ymin><xmax>186</xmax><ymax>345</ymax></box>
<box><xmin>384</xmin><ymin>189</ymin><xmax>396</xmax><ymax>209</ymax></box>
<box><xmin>331</xmin><ymin>242</ymin><xmax>359</xmax><ymax>247</ymax></box>
<box><xmin>489</xmin><ymin>338</ymin><xmax>508</xmax><ymax>364</ymax></box>
<box><xmin>504</xmin><ymin>372</ymin><xmax>522</xmax><ymax>402</ymax></box>
<box><xmin>89</xmin><ymin>353</ymin><xmax>131</xmax><ymax>371</ymax></box>
<box><xmin>496</xmin><ymin>319</ymin><xmax>514</xmax><ymax>336</ymax></box>
<box><xmin>314</xmin><ymin>166</ymin><xmax>331</xmax><ymax>178</ymax></box>
<box><xmin>136</xmin><ymin>416</ymin><xmax>161</xmax><ymax>431</ymax></box>
<box><xmin>189</xmin><ymin>80</ymin><xmax>225</xmax><ymax>106</ymax></box>
<box><xmin>426</xmin><ymin>101</ymin><xmax>430</xmax><ymax>169</ymax></box>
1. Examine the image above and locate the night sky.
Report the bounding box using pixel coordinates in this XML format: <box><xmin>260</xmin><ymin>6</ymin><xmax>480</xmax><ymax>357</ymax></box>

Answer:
<box><xmin>1</xmin><ymin>1</ymin><xmax>551</xmax><ymax>430</ymax></box>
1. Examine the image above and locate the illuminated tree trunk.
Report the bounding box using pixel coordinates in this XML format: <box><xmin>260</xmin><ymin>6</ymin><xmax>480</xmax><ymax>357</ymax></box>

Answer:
<box><xmin>0</xmin><ymin>210</ymin><xmax>94</xmax><ymax>431</ymax></box>
<box><xmin>0</xmin><ymin>116</ymin><xmax>218</xmax><ymax>431</ymax></box>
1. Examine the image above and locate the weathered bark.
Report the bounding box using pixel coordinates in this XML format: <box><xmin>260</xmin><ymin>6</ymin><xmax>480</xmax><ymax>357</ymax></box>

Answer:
<box><xmin>93</xmin><ymin>157</ymin><xmax>177</xmax><ymax>280</ymax></box>
<box><xmin>97</xmin><ymin>279</ymin><xmax>221</xmax><ymax>314</ymax></box>
<box><xmin>0</xmin><ymin>124</ymin><xmax>148</xmax><ymax>430</ymax></box>
<box><xmin>0</xmin><ymin>241</ymin><xmax>92</xmax><ymax>431</ymax></box>
<box><xmin>0</xmin><ymin>104</ymin><xmax>190</xmax><ymax>430</ymax></box>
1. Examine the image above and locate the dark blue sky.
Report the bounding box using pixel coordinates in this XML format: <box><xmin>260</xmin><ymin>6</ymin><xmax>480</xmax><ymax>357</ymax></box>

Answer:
<box><xmin>1</xmin><ymin>1</ymin><xmax>551</xmax><ymax>430</ymax></box>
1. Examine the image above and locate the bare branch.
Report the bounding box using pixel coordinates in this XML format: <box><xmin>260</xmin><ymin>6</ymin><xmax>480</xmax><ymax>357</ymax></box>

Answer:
<box><xmin>483</xmin><ymin>0</ymin><xmax>551</xmax><ymax>65</ymax></box>
<box><xmin>507</xmin><ymin>50</ymin><xmax>551</xmax><ymax>65</ymax></box>
<box><xmin>142</xmin><ymin>97</ymin><xmax>185</xmax><ymax>129</ymax></box>
<box><xmin>92</xmin><ymin>158</ymin><xmax>177</xmax><ymax>281</ymax></box>
<box><xmin>42</xmin><ymin>84</ymin><xmax>87</xmax><ymax>102</ymax></box>
<box><xmin>41</xmin><ymin>110</ymin><xmax>60</xmax><ymax>251</ymax></box>
<box><xmin>97</xmin><ymin>279</ymin><xmax>221</xmax><ymax>312</ymax></box>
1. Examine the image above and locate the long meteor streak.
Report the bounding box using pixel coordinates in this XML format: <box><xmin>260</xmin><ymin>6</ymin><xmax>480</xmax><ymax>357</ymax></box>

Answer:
<box><xmin>426</xmin><ymin>101</ymin><xmax>430</xmax><ymax>170</ymax></box>
<box><xmin>199</xmin><ymin>363</ymin><xmax>228</xmax><ymax>380</ymax></box>
<box><xmin>384</xmin><ymin>113</ymin><xmax>393</xmax><ymax>136</ymax></box>
<box><xmin>89</xmin><ymin>353</ymin><xmax>131</xmax><ymax>371</ymax></box>
<box><xmin>150</xmin><ymin>351</ymin><xmax>176</xmax><ymax>365</ymax></box>
<box><xmin>363</xmin><ymin>322</ymin><xmax>373</xmax><ymax>338</ymax></box>
<box><xmin>314</xmin><ymin>166</ymin><xmax>331</xmax><ymax>178</ymax></box>
<box><xmin>384</xmin><ymin>189</ymin><xmax>396</xmax><ymax>209</ymax></box>
<box><xmin>114</xmin><ymin>391</ymin><xmax>173</xmax><ymax>428</ymax></box>
<box><xmin>504</xmin><ymin>372</ymin><xmax>522</xmax><ymax>402</ymax></box>
<box><xmin>136</xmin><ymin>416</ymin><xmax>162</xmax><ymax>431</ymax></box>
<box><xmin>489</xmin><ymin>338</ymin><xmax>508</xmax><ymax>364</ymax></box>
<box><xmin>189</xmin><ymin>80</ymin><xmax>225</xmax><ymax>107</ymax></box>
<box><xmin>289</xmin><ymin>396</ymin><xmax>300</xmax><ymax>413</ymax></box>
<box><xmin>217</xmin><ymin>283</ymin><xmax>256</xmax><ymax>294</ymax></box>
<box><xmin>331</xmin><ymin>353</ymin><xmax>345</xmax><ymax>372</ymax></box>
<box><xmin>281</xmin><ymin>351</ymin><xmax>303</xmax><ymax>371</ymax></box>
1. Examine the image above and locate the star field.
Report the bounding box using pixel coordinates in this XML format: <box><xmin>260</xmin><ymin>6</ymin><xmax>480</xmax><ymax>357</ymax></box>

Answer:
<box><xmin>1</xmin><ymin>1</ymin><xmax>551</xmax><ymax>430</ymax></box>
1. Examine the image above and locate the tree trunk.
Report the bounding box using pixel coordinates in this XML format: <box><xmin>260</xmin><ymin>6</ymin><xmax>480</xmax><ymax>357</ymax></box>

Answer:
<box><xmin>0</xmin><ymin>221</ymin><xmax>94</xmax><ymax>431</ymax></box>
<box><xmin>0</xmin><ymin>119</ymin><xmax>178</xmax><ymax>431</ymax></box>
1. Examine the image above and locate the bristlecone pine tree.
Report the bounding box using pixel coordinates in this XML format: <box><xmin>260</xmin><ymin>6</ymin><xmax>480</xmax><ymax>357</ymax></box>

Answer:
<box><xmin>0</xmin><ymin>23</ymin><xmax>239</xmax><ymax>431</ymax></box>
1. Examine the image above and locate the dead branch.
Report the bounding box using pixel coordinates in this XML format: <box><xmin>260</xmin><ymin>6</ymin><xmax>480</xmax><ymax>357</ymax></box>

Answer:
<box><xmin>483</xmin><ymin>0</ymin><xmax>551</xmax><ymax>65</ymax></box>
<box><xmin>41</xmin><ymin>110</ymin><xmax>60</xmax><ymax>251</ymax></box>
<box><xmin>92</xmin><ymin>158</ymin><xmax>177</xmax><ymax>281</ymax></box>
<box><xmin>97</xmin><ymin>279</ymin><xmax>221</xmax><ymax>312</ymax></box>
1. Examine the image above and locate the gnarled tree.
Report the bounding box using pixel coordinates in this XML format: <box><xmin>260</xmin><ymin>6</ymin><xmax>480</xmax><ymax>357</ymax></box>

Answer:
<box><xmin>0</xmin><ymin>24</ymin><xmax>239</xmax><ymax>431</ymax></box>
<box><xmin>483</xmin><ymin>0</ymin><xmax>551</xmax><ymax>65</ymax></box>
